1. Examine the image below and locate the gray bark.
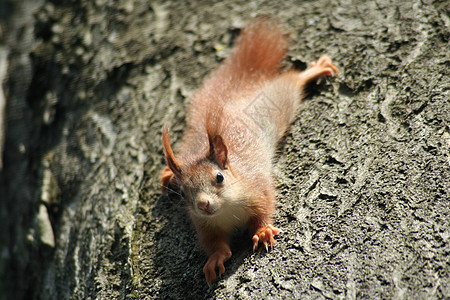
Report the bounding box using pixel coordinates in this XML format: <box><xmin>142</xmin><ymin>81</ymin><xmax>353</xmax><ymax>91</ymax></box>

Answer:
<box><xmin>1</xmin><ymin>0</ymin><xmax>448</xmax><ymax>299</ymax></box>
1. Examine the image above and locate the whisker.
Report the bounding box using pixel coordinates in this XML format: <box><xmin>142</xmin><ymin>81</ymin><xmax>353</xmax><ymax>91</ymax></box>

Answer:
<box><xmin>217</xmin><ymin>178</ymin><xmax>242</xmax><ymax>196</ymax></box>
<box><xmin>160</xmin><ymin>184</ymin><xmax>184</xmax><ymax>198</ymax></box>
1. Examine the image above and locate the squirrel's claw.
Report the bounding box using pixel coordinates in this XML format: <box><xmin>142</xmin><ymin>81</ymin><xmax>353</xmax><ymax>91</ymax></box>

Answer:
<box><xmin>203</xmin><ymin>249</ymin><xmax>232</xmax><ymax>285</ymax></box>
<box><xmin>252</xmin><ymin>224</ymin><xmax>280</xmax><ymax>252</ymax></box>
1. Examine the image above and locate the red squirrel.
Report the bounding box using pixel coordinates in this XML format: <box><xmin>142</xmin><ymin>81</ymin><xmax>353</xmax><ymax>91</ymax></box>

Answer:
<box><xmin>160</xmin><ymin>19</ymin><xmax>338</xmax><ymax>284</ymax></box>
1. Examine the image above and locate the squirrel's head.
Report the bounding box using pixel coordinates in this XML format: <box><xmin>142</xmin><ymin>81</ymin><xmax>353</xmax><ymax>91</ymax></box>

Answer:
<box><xmin>162</xmin><ymin>127</ymin><xmax>248</xmax><ymax>220</ymax></box>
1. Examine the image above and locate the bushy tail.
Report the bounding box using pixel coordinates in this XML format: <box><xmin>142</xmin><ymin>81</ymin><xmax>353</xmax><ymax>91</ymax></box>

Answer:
<box><xmin>188</xmin><ymin>19</ymin><xmax>288</xmax><ymax>129</ymax></box>
<box><xmin>227</xmin><ymin>19</ymin><xmax>289</xmax><ymax>82</ymax></box>
<box><xmin>196</xmin><ymin>19</ymin><xmax>289</xmax><ymax>102</ymax></box>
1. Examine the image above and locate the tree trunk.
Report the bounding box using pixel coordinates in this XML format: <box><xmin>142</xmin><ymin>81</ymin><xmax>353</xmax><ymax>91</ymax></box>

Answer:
<box><xmin>1</xmin><ymin>0</ymin><xmax>448</xmax><ymax>299</ymax></box>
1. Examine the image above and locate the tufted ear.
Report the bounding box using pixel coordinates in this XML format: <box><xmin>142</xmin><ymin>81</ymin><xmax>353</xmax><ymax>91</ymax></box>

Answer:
<box><xmin>208</xmin><ymin>134</ymin><xmax>229</xmax><ymax>170</ymax></box>
<box><xmin>162</xmin><ymin>126</ymin><xmax>182</xmax><ymax>177</ymax></box>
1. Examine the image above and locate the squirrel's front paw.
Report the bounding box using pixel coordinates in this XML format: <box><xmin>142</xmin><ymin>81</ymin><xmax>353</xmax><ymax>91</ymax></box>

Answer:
<box><xmin>203</xmin><ymin>249</ymin><xmax>232</xmax><ymax>285</ymax></box>
<box><xmin>252</xmin><ymin>224</ymin><xmax>280</xmax><ymax>251</ymax></box>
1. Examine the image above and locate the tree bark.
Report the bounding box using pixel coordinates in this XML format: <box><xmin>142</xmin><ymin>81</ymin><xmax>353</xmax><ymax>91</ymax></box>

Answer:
<box><xmin>1</xmin><ymin>0</ymin><xmax>449</xmax><ymax>299</ymax></box>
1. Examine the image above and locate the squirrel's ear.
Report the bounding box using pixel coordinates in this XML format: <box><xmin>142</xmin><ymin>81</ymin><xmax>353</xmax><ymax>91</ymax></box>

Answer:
<box><xmin>162</xmin><ymin>127</ymin><xmax>182</xmax><ymax>177</ymax></box>
<box><xmin>209</xmin><ymin>135</ymin><xmax>229</xmax><ymax>169</ymax></box>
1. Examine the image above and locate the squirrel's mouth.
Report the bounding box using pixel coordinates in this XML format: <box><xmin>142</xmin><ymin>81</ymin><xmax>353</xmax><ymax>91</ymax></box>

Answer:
<box><xmin>200</xmin><ymin>208</ymin><xmax>216</xmax><ymax>216</ymax></box>
<box><xmin>196</xmin><ymin>204</ymin><xmax>220</xmax><ymax>217</ymax></box>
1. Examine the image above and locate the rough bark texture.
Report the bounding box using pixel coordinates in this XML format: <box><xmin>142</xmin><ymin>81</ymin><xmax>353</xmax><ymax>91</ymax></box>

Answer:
<box><xmin>1</xmin><ymin>0</ymin><xmax>449</xmax><ymax>299</ymax></box>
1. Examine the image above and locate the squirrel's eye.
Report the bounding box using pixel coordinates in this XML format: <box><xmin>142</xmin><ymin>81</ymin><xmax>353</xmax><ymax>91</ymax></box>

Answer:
<box><xmin>216</xmin><ymin>172</ymin><xmax>224</xmax><ymax>184</ymax></box>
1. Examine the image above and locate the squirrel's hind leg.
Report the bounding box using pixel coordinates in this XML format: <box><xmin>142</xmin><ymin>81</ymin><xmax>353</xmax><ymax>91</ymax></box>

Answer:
<box><xmin>298</xmin><ymin>55</ymin><xmax>338</xmax><ymax>86</ymax></box>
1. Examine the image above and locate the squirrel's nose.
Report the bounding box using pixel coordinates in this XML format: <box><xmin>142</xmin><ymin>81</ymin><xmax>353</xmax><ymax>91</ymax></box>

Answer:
<box><xmin>196</xmin><ymin>193</ymin><xmax>214</xmax><ymax>215</ymax></box>
<box><xmin>197</xmin><ymin>199</ymin><xmax>210</xmax><ymax>211</ymax></box>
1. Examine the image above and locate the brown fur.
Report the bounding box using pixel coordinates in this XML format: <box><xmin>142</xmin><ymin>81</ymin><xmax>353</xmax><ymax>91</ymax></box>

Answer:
<box><xmin>160</xmin><ymin>19</ymin><xmax>338</xmax><ymax>284</ymax></box>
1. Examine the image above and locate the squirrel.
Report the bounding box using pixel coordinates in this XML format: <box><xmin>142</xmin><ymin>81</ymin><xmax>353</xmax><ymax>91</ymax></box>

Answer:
<box><xmin>160</xmin><ymin>19</ymin><xmax>338</xmax><ymax>284</ymax></box>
